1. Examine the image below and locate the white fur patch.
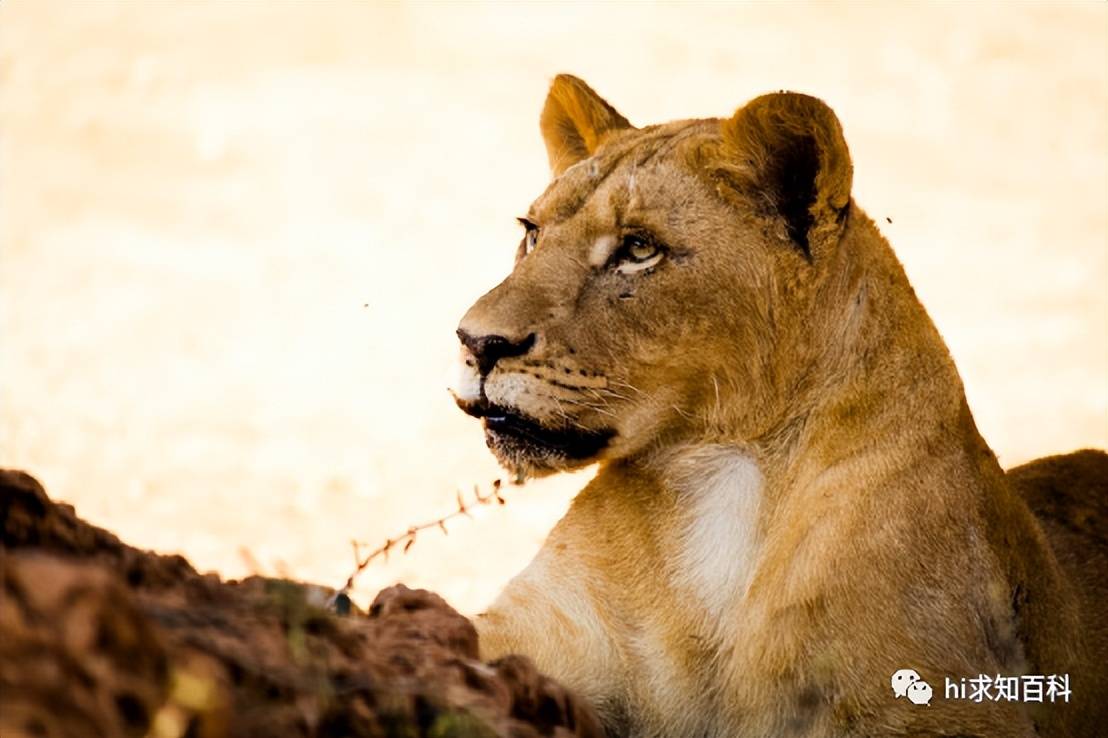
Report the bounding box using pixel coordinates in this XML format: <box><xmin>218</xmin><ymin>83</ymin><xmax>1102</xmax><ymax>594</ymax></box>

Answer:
<box><xmin>670</xmin><ymin>446</ymin><xmax>764</xmax><ymax>623</ymax></box>
<box><xmin>588</xmin><ymin>235</ymin><xmax>617</xmax><ymax>267</ymax></box>
<box><xmin>448</xmin><ymin>348</ymin><xmax>482</xmax><ymax>403</ymax></box>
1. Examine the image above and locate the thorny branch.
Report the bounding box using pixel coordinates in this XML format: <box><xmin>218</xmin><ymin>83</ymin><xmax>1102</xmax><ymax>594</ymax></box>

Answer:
<box><xmin>337</xmin><ymin>479</ymin><xmax>507</xmax><ymax>595</ymax></box>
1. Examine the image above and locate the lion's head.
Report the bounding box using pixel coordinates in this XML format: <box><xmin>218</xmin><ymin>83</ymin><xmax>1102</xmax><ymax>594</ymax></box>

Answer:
<box><xmin>452</xmin><ymin>75</ymin><xmax>854</xmax><ymax>479</ymax></box>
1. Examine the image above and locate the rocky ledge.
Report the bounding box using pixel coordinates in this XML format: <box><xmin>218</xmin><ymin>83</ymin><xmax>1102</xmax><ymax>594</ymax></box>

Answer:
<box><xmin>0</xmin><ymin>469</ymin><xmax>602</xmax><ymax>738</ymax></box>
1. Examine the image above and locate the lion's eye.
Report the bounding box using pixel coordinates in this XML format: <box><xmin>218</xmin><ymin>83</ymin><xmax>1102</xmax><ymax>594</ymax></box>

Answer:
<box><xmin>517</xmin><ymin>218</ymin><xmax>539</xmax><ymax>257</ymax></box>
<box><xmin>614</xmin><ymin>234</ymin><xmax>665</xmax><ymax>274</ymax></box>
<box><xmin>627</xmin><ymin>238</ymin><xmax>657</xmax><ymax>261</ymax></box>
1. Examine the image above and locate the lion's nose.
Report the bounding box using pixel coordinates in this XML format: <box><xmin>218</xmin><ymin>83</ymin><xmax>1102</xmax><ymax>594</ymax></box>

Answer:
<box><xmin>456</xmin><ymin>329</ymin><xmax>535</xmax><ymax>376</ymax></box>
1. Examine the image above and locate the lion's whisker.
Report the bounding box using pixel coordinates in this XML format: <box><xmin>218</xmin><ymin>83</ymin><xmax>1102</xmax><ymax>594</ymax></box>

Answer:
<box><xmin>610</xmin><ymin>379</ymin><xmax>647</xmax><ymax>397</ymax></box>
<box><xmin>559</xmin><ymin>395</ymin><xmax>619</xmax><ymax>419</ymax></box>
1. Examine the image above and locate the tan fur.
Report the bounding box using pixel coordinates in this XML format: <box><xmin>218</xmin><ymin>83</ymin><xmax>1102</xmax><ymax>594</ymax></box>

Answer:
<box><xmin>455</xmin><ymin>75</ymin><xmax>1107</xmax><ymax>737</ymax></box>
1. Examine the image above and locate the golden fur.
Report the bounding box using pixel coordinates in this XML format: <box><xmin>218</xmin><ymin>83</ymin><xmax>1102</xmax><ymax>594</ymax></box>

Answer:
<box><xmin>452</xmin><ymin>75</ymin><xmax>1108</xmax><ymax>737</ymax></box>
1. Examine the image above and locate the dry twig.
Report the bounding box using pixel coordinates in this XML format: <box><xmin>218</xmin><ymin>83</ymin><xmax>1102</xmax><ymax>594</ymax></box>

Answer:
<box><xmin>338</xmin><ymin>479</ymin><xmax>506</xmax><ymax>594</ymax></box>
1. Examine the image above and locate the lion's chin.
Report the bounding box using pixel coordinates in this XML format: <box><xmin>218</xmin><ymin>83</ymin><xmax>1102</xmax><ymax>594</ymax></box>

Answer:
<box><xmin>481</xmin><ymin>409</ymin><xmax>614</xmax><ymax>480</ymax></box>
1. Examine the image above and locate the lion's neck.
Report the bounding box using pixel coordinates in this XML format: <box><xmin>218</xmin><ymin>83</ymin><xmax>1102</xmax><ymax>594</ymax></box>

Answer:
<box><xmin>756</xmin><ymin>208</ymin><xmax>993</xmax><ymax>492</ymax></box>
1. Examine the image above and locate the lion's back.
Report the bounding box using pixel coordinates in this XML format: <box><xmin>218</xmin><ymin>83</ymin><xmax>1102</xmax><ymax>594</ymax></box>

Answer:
<box><xmin>1010</xmin><ymin>450</ymin><xmax>1108</xmax><ymax>533</ymax></box>
<box><xmin>1008</xmin><ymin>449</ymin><xmax>1108</xmax><ymax>735</ymax></box>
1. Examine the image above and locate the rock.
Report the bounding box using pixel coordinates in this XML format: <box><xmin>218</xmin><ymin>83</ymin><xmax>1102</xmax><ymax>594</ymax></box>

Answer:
<box><xmin>0</xmin><ymin>469</ymin><xmax>603</xmax><ymax>738</ymax></box>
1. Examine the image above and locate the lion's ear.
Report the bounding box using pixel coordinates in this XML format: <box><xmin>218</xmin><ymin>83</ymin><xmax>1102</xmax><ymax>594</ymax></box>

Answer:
<box><xmin>718</xmin><ymin>92</ymin><xmax>852</xmax><ymax>259</ymax></box>
<box><xmin>540</xmin><ymin>75</ymin><xmax>632</xmax><ymax>176</ymax></box>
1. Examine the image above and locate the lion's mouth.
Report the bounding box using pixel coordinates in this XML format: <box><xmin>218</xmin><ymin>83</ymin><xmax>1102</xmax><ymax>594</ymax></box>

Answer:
<box><xmin>465</xmin><ymin>403</ymin><xmax>614</xmax><ymax>461</ymax></box>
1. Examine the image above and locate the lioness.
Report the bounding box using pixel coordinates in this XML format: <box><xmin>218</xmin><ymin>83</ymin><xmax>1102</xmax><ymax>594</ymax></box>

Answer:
<box><xmin>451</xmin><ymin>75</ymin><xmax>1107</xmax><ymax>737</ymax></box>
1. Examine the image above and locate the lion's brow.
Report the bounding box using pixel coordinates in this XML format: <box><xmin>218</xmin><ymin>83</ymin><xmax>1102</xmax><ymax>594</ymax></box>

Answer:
<box><xmin>541</xmin><ymin>130</ymin><xmax>683</xmax><ymax>226</ymax></box>
<box><xmin>634</xmin><ymin>123</ymin><xmax>714</xmax><ymax>168</ymax></box>
<box><xmin>544</xmin><ymin>150</ymin><xmax>632</xmax><ymax>224</ymax></box>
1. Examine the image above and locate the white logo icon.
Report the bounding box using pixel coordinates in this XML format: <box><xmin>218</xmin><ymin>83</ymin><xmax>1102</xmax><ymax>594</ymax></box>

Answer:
<box><xmin>892</xmin><ymin>668</ymin><xmax>932</xmax><ymax>705</ymax></box>
<box><xmin>907</xmin><ymin>680</ymin><xmax>933</xmax><ymax>706</ymax></box>
<box><xmin>891</xmin><ymin>668</ymin><xmax>921</xmax><ymax>698</ymax></box>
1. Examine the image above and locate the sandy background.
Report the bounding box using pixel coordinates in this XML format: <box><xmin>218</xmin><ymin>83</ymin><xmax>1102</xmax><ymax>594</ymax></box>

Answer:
<box><xmin>1</xmin><ymin>1</ymin><xmax>1105</xmax><ymax>614</ymax></box>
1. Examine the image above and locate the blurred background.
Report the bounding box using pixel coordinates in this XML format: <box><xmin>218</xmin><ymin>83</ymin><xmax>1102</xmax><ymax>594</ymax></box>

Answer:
<box><xmin>1</xmin><ymin>1</ymin><xmax>1105</xmax><ymax>614</ymax></box>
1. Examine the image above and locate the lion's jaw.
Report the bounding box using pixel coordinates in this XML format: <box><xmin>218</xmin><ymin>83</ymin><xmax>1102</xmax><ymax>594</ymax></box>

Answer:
<box><xmin>450</xmin><ymin>349</ymin><xmax>619</xmax><ymax>479</ymax></box>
